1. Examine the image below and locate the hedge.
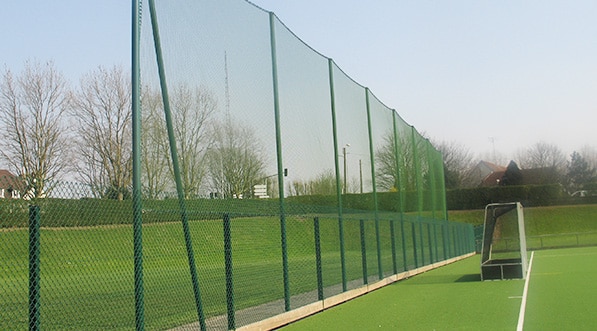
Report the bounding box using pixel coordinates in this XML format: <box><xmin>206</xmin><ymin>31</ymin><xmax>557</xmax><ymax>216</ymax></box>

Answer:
<box><xmin>1</xmin><ymin>183</ymin><xmax>588</xmax><ymax>228</ymax></box>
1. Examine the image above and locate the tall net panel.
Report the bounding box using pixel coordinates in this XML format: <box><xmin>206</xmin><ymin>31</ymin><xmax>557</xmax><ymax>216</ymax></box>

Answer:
<box><xmin>138</xmin><ymin>0</ymin><xmax>474</xmax><ymax>328</ymax></box>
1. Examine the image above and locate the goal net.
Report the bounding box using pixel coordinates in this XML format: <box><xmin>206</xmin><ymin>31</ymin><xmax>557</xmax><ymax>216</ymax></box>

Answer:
<box><xmin>480</xmin><ymin>202</ymin><xmax>528</xmax><ymax>280</ymax></box>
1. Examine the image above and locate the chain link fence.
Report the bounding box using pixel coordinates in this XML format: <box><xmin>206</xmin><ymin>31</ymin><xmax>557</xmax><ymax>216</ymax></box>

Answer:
<box><xmin>0</xmin><ymin>178</ymin><xmax>474</xmax><ymax>330</ymax></box>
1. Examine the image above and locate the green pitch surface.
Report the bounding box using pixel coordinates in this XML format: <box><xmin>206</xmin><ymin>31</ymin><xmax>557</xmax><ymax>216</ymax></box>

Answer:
<box><xmin>281</xmin><ymin>247</ymin><xmax>597</xmax><ymax>330</ymax></box>
<box><xmin>524</xmin><ymin>247</ymin><xmax>597</xmax><ymax>330</ymax></box>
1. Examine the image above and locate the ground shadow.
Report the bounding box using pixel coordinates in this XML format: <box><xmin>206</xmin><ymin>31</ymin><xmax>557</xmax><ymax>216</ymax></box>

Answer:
<box><xmin>454</xmin><ymin>274</ymin><xmax>481</xmax><ymax>282</ymax></box>
<box><xmin>402</xmin><ymin>273</ymin><xmax>482</xmax><ymax>285</ymax></box>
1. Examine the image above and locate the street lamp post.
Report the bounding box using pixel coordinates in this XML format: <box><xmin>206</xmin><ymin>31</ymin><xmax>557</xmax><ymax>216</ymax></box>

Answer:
<box><xmin>343</xmin><ymin>144</ymin><xmax>350</xmax><ymax>194</ymax></box>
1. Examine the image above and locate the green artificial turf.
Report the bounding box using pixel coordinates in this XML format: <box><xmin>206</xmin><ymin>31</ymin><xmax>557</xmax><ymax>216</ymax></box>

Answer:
<box><xmin>282</xmin><ymin>247</ymin><xmax>597</xmax><ymax>331</ymax></box>
<box><xmin>524</xmin><ymin>247</ymin><xmax>597</xmax><ymax>330</ymax></box>
<box><xmin>281</xmin><ymin>255</ymin><xmax>524</xmax><ymax>330</ymax></box>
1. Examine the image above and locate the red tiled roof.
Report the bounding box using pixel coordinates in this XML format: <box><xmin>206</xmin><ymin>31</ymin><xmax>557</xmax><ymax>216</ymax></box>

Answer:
<box><xmin>0</xmin><ymin>169</ymin><xmax>22</xmax><ymax>190</ymax></box>
<box><xmin>478</xmin><ymin>160</ymin><xmax>506</xmax><ymax>172</ymax></box>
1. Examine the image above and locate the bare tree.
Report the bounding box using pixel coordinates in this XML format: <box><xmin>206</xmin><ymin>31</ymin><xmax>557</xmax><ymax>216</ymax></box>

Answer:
<box><xmin>516</xmin><ymin>141</ymin><xmax>566</xmax><ymax>183</ymax></box>
<box><xmin>579</xmin><ymin>145</ymin><xmax>597</xmax><ymax>174</ymax></box>
<box><xmin>168</xmin><ymin>84</ymin><xmax>217</xmax><ymax>199</ymax></box>
<box><xmin>288</xmin><ymin>169</ymin><xmax>337</xmax><ymax>196</ymax></box>
<box><xmin>206</xmin><ymin>116</ymin><xmax>267</xmax><ymax>198</ymax></box>
<box><xmin>71</xmin><ymin>66</ymin><xmax>132</xmax><ymax>200</ymax></box>
<box><xmin>375</xmin><ymin>132</ymin><xmax>399</xmax><ymax>192</ymax></box>
<box><xmin>516</xmin><ymin>142</ymin><xmax>566</xmax><ymax>170</ymax></box>
<box><xmin>375</xmin><ymin>131</ymin><xmax>416</xmax><ymax>192</ymax></box>
<box><xmin>140</xmin><ymin>86</ymin><xmax>170</xmax><ymax>199</ymax></box>
<box><xmin>433</xmin><ymin>140</ymin><xmax>477</xmax><ymax>189</ymax></box>
<box><xmin>0</xmin><ymin>61</ymin><xmax>70</xmax><ymax>198</ymax></box>
<box><xmin>136</xmin><ymin>84</ymin><xmax>216</xmax><ymax>199</ymax></box>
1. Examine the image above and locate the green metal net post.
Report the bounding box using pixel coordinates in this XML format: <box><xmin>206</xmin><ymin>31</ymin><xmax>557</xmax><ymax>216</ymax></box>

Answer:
<box><xmin>400</xmin><ymin>217</ymin><xmax>408</xmax><ymax>271</ymax></box>
<box><xmin>223</xmin><ymin>213</ymin><xmax>235</xmax><ymax>330</ymax></box>
<box><xmin>359</xmin><ymin>219</ymin><xmax>368</xmax><ymax>284</ymax></box>
<box><xmin>393</xmin><ymin>111</ymin><xmax>409</xmax><ymax>271</ymax></box>
<box><xmin>390</xmin><ymin>219</ymin><xmax>398</xmax><ymax>274</ymax></box>
<box><xmin>28</xmin><ymin>205</ymin><xmax>40</xmax><ymax>331</ymax></box>
<box><xmin>328</xmin><ymin>58</ymin><xmax>347</xmax><ymax>292</ymax></box>
<box><xmin>411</xmin><ymin>126</ymin><xmax>425</xmax><ymax>266</ymax></box>
<box><xmin>268</xmin><ymin>11</ymin><xmax>290</xmax><ymax>312</ymax></box>
<box><xmin>131</xmin><ymin>0</ymin><xmax>144</xmax><ymax>329</ymax></box>
<box><xmin>391</xmin><ymin>110</ymin><xmax>405</xmax><ymax>226</ymax></box>
<box><xmin>364</xmin><ymin>88</ymin><xmax>383</xmax><ymax>280</ymax></box>
<box><xmin>313</xmin><ymin>217</ymin><xmax>324</xmax><ymax>301</ymax></box>
<box><xmin>147</xmin><ymin>1</ymin><xmax>206</xmax><ymax>328</ymax></box>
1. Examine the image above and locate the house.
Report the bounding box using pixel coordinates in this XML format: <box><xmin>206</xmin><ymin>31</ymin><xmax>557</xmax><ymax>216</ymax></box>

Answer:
<box><xmin>0</xmin><ymin>169</ymin><xmax>23</xmax><ymax>199</ymax></box>
<box><xmin>469</xmin><ymin>161</ymin><xmax>507</xmax><ymax>187</ymax></box>
<box><xmin>475</xmin><ymin>161</ymin><xmax>560</xmax><ymax>187</ymax></box>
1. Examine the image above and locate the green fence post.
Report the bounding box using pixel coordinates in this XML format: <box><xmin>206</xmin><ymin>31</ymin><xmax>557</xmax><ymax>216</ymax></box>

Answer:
<box><xmin>360</xmin><ymin>219</ymin><xmax>368</xmax><ymax>284</ymax></box>
<box><xmin>420</xmin><ymin>222</ymin><xmax>426</xmax><ymax>266</ymax></box>
<box><xmin>469</xmin><ymin>225</ymin><xmax>475</xmax><ymax>252</ymax></box>
<box><xmin>131</xmin><ymin>0</ymin><xmax>144</xmax><ymax>329</ymax></box>
<box><xmin>443</xmin><ymin>220</ymin><xmax>450</xmax><ymax>260</ymax></box>
<box><xmin>453</xmin><ymin>224</ymin><xmax>458</xmax><ymax>257</ymax></box>
<box><xmin>460</xmin><ymin>224</ymin><xmax>463</xmax><ymax>254</ymax></box>
<box><xmin>390</xmin><ymin>219</ymin><xmax>397</xmax><ymax>275</ymax></box>
<box><xmin>468</xmin><ymin>225</ymin><xmax>473</xmax><ymax>252</ymax></box>
<box><xmin>148</xmin><ymin>1</ymin><xmax>206</xmax><ymax>328</ymax></box>
<box><xmin>443</xmin><ymin>223</ymin><xmax>449</xmax><ymax>259</ymax></box>
<box><xmin>328</xmin><ymin>58</ymin><xmax>347</xmax><ymax>292</ymax></box>
<box><xmin>28</xmin><ymin>205</ymin><xmax>40</xmax><ymax>331</ymax></box>
<box><xmin>313</xmin><ymin>217</ymin><xmax>324</xmax><ymax>301</ymax></box>
<box><xmin>433</xmin><ymin>222</ymin><xmax>439</xmax><ymax>263</ymax></box>
<box><xmin>456</xmin><ymin>224</ymin><xmax>461</xmax><ymax>256</ymax></box>
<box><xmin>411</xmin><ymin>126</ymin><xmax>425</xmax><ymax>266</ymax></box>
<box><xmin>400</xmin><ymin>216</ymin><xmax>408</xmax><ymax>271</ymax></box>
<box><xmin>466</xmin><ymin>226</ymin><xmax>470</xmax><ymax>252</ymax></box>
<box><xmin>223</xmin><ymin>213</ymin><xmax>234</xmax><ymax>330</ymax></box>
<box><xmin>427</xmin><ymin>222</ymin><xmax>433</xmax><ymax>264</ymax></box>
<box><xmin>459</xmin><ymin>225</ymin><xmax>464</xmax><ymax>255</ymax></box>
<box><xmin>268</xmin><ymin>12</ymin><xmax>290</xmax><ymax>311</ymax></box>
<box><xmin>461</xmin><ymin>224</ymin><xmax>466</xmax><ymax>255</ymax></box>
<box><xmin>411</xmin><ymin>222</ymin><xmax>418</xmax><ymax>268</ymax></box>
<box><xmin>365</xmin><ymin>88</ymin><xmax>383</xmax><ymax>279</ymax></box>
<box><xmin>459</xmin><ymin>224</ymin><xmax>464</xmax><ymax>255</ymax></box>
<box><xmin>450</xmin><ymin>224</ymin><xmax>454</xmax><ymax>258</ymax></box>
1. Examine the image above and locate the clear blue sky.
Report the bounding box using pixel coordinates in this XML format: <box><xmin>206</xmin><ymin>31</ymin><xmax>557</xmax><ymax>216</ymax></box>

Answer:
<box><xmin>2</xmin><ymin>0</ymin><xmax>596</xmax><ymax>162</ymax></box>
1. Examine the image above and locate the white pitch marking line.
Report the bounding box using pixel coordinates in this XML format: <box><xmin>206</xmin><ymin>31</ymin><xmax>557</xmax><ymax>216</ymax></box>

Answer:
<box><xmin>516</xmin><ymin>251</ymin><xmax>535</xmax><ymax>331</ymax></box>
